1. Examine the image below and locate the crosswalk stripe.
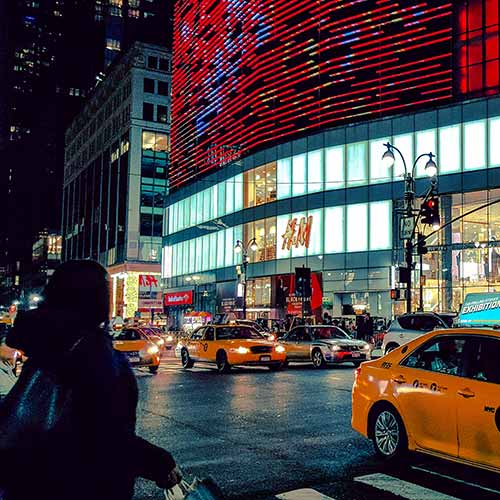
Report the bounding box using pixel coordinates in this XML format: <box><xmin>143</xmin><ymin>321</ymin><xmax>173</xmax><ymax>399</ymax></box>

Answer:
<box><xmin>276</xmin><ymin>488</ymin><xmax>336</xmax><ymax>500</ymax></box>
<box><xmin>355</xmin><ymin>473</ymin><xmax>459</xmax><ymax>500</ymax></box>
<box><xmin>412</xmin><ymin>465</ymin><xmax>500</xmax><ymax>496</ymax></box>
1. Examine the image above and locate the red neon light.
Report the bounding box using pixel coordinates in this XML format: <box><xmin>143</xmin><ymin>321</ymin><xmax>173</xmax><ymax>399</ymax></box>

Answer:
<box><xmin>171</xmin><ymin>1</ymin><xmax>456</xmax><ymax>189</ymax></box>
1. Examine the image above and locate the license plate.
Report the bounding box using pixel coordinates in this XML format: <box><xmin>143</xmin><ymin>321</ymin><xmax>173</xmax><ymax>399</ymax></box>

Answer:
<box><xmin>128</xmin><ymin>356</ymin><xmax>140</xmax><ymax>363</ymax></box>
<box><xmin>352</xmin><ymin>352</ymin><xmax>361</xmax><ymax>358</ymax></box>
<box><xmin>260</xmin><ymin>355</ymin><xmax>271</xmax><ymax>362</ymax></box>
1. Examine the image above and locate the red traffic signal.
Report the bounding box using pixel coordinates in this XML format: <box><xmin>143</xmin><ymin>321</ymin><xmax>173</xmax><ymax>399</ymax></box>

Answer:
<box><xmin>421</xmin><ymin>197</ymin><xmax>440</xmax><ymax>228</ymax></box>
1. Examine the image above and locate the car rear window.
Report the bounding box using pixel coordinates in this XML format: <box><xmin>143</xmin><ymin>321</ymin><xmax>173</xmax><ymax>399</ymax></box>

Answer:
<box><xmin>114</xmin><ymin>329</ymin><xmax>141</xmax><ymax>341</ymax></box>
<box><xmin>216</xmin><ymin>327</ymin><xmax>263</xmax><ymax>340</ymax></box>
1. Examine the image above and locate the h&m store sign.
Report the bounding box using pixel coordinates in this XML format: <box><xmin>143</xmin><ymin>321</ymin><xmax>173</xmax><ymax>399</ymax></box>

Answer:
<box><xmin>281</xmin><ymin>216</ymin><xmax>313</xmax><ymax>250</ymax></box>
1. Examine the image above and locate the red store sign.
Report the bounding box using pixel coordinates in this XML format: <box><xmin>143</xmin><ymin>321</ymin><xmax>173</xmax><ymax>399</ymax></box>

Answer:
<box><xmin>164</xmin><ymin>290</ymin><xmax>193</xmax><ymax>306</ymax></box>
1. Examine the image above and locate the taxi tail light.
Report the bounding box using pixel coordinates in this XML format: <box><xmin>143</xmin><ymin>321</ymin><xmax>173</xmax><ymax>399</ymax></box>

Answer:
<box><xmin>354</xmin><ymin>366</ymin><xmax>362</xmax><ymax>386</ymax></box>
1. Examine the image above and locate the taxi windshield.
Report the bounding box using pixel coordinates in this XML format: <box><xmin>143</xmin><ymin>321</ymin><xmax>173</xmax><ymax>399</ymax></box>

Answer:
<box><xmin>216</xmin><ymin>327</ymin><xmax>264</xmax><ymax>340</ymax></box>
<box><xmin>312</xmin><ymin>327</ymin><xmax>349</xmax><ymax>340</ymax></box>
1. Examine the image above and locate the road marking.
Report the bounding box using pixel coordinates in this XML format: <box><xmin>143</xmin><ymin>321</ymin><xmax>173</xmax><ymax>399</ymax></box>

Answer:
<box><xmin>412</xmin><ymin>465</ymin><xmax>500</xmax><ymax>496</ymax></box>
<box><xmin>355</xmin><ymin>473</ymin><xmax>459</xmax><ymax>499</ymax></box>
<box><xmin>276</xmin><ymin>488</ymin><xmax>336</xmax><ymax>500</ymax></box>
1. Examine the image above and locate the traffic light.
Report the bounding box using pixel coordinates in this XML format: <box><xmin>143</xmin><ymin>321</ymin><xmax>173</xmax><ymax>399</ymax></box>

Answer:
<box><xmin>416</xmin><ymin>233</ymin><xmax>428</xmax><ymax>255</ymax></box>
<box><xmin>295</xmin><ymin>267</ymin><xmax>311</xmax><ymax>297</ymax></box>
<box><xmin>390</xmin><ymin>289</ymin><xmax>401</xmax><ymax>300</ymax></box>
<box><xmin>421</xmin><ymin>197</ymin><xmax>440</xmax><ymax>229</ymax></box>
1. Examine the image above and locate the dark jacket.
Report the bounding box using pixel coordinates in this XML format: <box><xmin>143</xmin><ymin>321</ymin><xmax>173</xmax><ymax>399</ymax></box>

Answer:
<box><xmin>3</xmin><ymin>308</ymin><xmax>175</xmax><ymax>500</ymax></box>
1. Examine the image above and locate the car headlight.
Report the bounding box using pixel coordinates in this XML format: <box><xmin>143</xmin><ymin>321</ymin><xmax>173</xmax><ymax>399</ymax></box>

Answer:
<box><xmin>166</xmin><ymin>335</ymin><xmax>174</xmax><ymax>342</ymax></box>
<box><xmin>275</xmin><ymin>345</ymin><xmax>285</xmax><ymax>353</ymax></box>
<box><xmin>236</xmin><ymin>346</ymin><xmax>249</xmax><ymax>354</ymax></box>
<box><xmin>147</xmin><ymin>345</ymin><xmax>159</xmax><ymax>355</ymax></box>
<box><xmin>362</xmin><ymin>344</ymin><xmax>371</xmax><ymax>350</ymax></box>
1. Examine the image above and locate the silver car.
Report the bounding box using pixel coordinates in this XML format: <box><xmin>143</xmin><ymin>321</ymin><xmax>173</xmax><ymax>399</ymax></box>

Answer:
<box><xmin>280</xmin><ymin>325</ymin><xmax>371</xmax><ymax>368</ymax></box>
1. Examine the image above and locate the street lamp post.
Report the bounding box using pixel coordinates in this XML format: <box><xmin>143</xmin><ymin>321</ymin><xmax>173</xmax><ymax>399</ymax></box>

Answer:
<box><xmin>234</xmin><ymin>238</ymin><xmax>258</xmax><ymax>319</ymax></box>
<box><xmin>382</xmin><ymin>143</ymin><xmax>438</xmax><ymax>313</ymax></box>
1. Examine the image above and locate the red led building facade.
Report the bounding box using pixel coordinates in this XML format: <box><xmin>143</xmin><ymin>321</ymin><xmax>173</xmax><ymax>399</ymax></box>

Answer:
<box><xmin>170</xmin><ymin>0</ymin><xmax>498</xmax><ymax>190</ymax></box>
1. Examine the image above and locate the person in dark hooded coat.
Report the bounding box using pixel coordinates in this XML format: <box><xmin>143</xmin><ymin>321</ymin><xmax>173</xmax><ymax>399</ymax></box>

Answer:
<box><xmin>3</xmin><ymin>260</ymin><xmax>181</xmax><ymax>500</ymax></box>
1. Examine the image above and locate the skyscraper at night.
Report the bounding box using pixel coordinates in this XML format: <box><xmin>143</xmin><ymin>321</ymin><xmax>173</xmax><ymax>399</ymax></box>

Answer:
<box><xmin>0</xmin><ymin>0</ymin><xmax>173</xmax><ymax>301</ymax></box>
<box><xmin>163</xmin><ymin>0</ymin><xmax>500</xmax><ymax>325</ymax></box>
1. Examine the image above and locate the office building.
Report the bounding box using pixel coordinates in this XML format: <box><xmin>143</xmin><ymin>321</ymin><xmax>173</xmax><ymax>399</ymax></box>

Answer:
<box><xmin>63</xmin><ymin>42</ymin><xmax>171</xmax><ymax>319</ymax></box>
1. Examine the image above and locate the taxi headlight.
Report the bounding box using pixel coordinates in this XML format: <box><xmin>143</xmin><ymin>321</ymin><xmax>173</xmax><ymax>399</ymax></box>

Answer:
<box><xmin>275</xmin><ymin>345</ymin><xmax>286</xmax><ymax>353</ymax></box>
<box><xmin>268</xmin><ymin>334</ymin><xmax>276</xmax><ymax>341</ymax></box>
<box><xmin>236</xmin><ymin>346</ymin><xmax>249</xmax><ymax>355</ymax></box>
<box><xmin>147</xmin><ymin>345</ymin><xmax>159</xmax><ymax>355</ymax></box>
<box><xmin>158</xmin><ymin>339</ymin><xmax>165</xmax><ymax>345</ymax></box>
<box><xmin>166</xmin><ymin>335</ymin><xmax>174</xmax><ymax>342</ymax></box>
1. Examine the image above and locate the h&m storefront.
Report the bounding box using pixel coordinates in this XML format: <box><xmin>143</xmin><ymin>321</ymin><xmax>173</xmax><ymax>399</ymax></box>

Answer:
<box><xmin>162</xmin><ymin>97</ymin><xmax>500</xmax><ymax>320</ymax></box>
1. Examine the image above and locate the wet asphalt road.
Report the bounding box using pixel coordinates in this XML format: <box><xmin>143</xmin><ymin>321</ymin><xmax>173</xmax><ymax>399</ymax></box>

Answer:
<box><xmin>132</xmin><ymin>353</ymin><xmax>500</xmax><ymax>500</ymax></box>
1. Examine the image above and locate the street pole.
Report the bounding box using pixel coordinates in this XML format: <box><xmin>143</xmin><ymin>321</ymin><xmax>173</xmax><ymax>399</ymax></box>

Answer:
<box><xmin>242</xmin><ymin>254</ymin><xmax>248</xmax><ymax>320</ymax></box>
<box><xmin>419</xmin><ymin>252</ymin><xmax>424</xmax><ymax>312</ymax></box>
<box><xmin>383</xmin><ymin>143</ymin><xmax>438</xmax><ymax>315</ymax></box>
<box><xmin>404</xmin><ymin>173</ymin><xmax>415</xmax><ymax>314</ymax></box>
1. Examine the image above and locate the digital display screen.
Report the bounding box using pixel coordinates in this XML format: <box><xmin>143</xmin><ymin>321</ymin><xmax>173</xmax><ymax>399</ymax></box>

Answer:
<box><xmin>171</xmin><ymin>0</ymin><xmax>453</xmax><ymax>189</ymax></box>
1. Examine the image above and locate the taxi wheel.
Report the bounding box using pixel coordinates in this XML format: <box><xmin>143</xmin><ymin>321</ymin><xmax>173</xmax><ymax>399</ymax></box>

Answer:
<box><xmin>149</xmin><ymin>366</ymin><xmax>159</xmax><ymax>374</ymax></box>
<box><xmin>371</xmin><ymin>406</ymin><xmax>408</xmax><ymax>460</ymax></box>
<box><xmin>311</xmin><ymin>349</ymin><xmax>326</xmax><ymax>369</ymax></box>
<box><xmin>216</xmin><ymin>351</ymin><xmax>231</xmax><ymax>374</ymax></box>
<box><xmin>181</xmin><ymin>349</ymin><xmax>194</xmax><ymax>369</ymax></box>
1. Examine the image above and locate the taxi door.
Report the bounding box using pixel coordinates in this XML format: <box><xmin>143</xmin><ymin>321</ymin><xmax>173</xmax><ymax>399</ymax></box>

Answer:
<box><xmin>457</xmin><ymin>336</ymin><xmax>500</xmax><ymax>469</ymax></box>
<box><xmin>281</xmin><ymin>328</ymin><xmax>301</xmax><ymax>360</ymax></box>
<box><xmin>200</xmin><ymin>326</ymin><xmax>217</xmax><ymax>362</ymax></box>
<box><xmin>186</xmin><ymin>328</ymin><xmax>205</xmax><ymax>360</ymax></box>
<box><xmin>389</xmin><ymin>335</ymin><xmax>464</xmax><ymax>457</ymax></box>
<box><xmin>283</xmin><ymin>327</ymin><xmax>311</xmax><ymax>360</ymax></box>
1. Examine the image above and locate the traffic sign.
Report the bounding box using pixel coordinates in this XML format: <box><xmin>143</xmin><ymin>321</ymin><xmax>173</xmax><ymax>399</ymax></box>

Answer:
<box><xmin>400</xmin><ymin>216</ymin><xmax>414</xmax><ymax>240</ymax></box>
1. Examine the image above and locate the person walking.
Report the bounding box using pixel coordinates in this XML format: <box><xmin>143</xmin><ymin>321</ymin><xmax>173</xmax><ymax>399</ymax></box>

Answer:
<box><xmin>0</xmin><ymin>332</ymin><xmax>17</xmax><ymax>401</ymax></box>
<box><xmin>2</xmin><ymin>260</ymin><xmax>181</xmax><ymax>500</ymax></box>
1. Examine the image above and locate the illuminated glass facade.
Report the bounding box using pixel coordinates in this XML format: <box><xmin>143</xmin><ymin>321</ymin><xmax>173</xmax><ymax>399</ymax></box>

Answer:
<box><xmin>164</xmin><ymin>96</ymin><xmax>500</xmax><ymax>319</ymax></box>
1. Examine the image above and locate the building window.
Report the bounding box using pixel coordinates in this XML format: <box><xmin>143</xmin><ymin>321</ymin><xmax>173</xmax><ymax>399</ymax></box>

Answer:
<box><xmin>157</xmin><ymin>105</ymin><xmax>168</xmax><ymax>123</ymax></box>
<box><xmin>140</xmin><ymin>213</ymin><xmax>152</xmax><ymax>235</ymax></box>
<box><xmin>143</xmin><ymin>78</ymin><xmax>155</xmax><ymax>93</ymax></box>
<box><xmin>159</xmin><ymin>58</ymin><xmax>170</xmax><ymax>72</ymax></box>
<box><xmin>456</xmin><ymin>0</ymin><xmax>499</xmax><ymax>96</ymax></box>
<box><xmin>147</xmin><ymin>56</ymin><xmax>158</xmax><ymax>69</ymax></box>
<box><xmin>347</xmin><ymin>204</ymin><xmax>368</xmax><ymax>252</ymax></box>
<box><xmin>347</xmin><ymin>142</ymin><xmax>367</xmax><ymax>187</ymax></box>
<box><xmin>143</xmin><ymin>103</ymin><xmax>154</xmax><ymax>121</ymax></box>
<box><xmin>141</xmin><ymin>130</ymin><xmax>170</xmax><ymax>177</ymax></box>
<box><xmin>158</xmin><ymin>81</ymin><xmax>169</xmax><ymax>96</ymax></box>
<box><xmin>245</xmin><ymin>162</ymin><xmax>276</xmax><ymax>208</ymax></box>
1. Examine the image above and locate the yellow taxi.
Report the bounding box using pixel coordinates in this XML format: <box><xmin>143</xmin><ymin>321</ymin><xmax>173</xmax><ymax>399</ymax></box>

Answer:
<box><xmin>175</xmin><ymin>324</ymin><xmax>287</xmax><ymax>373</ymax></box>
<box><xmin>112</xmin><ymin>327</ymin><xmax>161</xmax><ymax>373</ymax></box>
<box><xmin>352</xmin><ymin>327</ymin><xmax>500</xmax><ymax>472</ymax></box>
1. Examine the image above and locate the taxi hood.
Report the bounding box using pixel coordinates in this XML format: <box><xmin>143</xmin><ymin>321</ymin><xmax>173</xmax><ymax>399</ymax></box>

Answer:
<box><xmin>7</xmin><ymin>307</ymin><xmax>100</xmax><ymax>359</ymax></box>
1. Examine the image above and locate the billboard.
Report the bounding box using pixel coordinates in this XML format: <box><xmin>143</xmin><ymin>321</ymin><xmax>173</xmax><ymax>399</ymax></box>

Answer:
<box><xmin>138</xmin><ymin>274</ymin><xmax>163</xmax><ymax>311</ymax></box>
<box><xmin>171</xmin><ymin>0</ymin><xmax>453</xmax><ymax>189</ymax></box>
<box><xmin>164</xmin><ymin>290</ymin><xmax>194</xmax><ymax>306</ymax></box>
<box><xmin>458</xmin><ymin>293</ymin><xmax>500</xmax><ymax>326</ymax></box>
